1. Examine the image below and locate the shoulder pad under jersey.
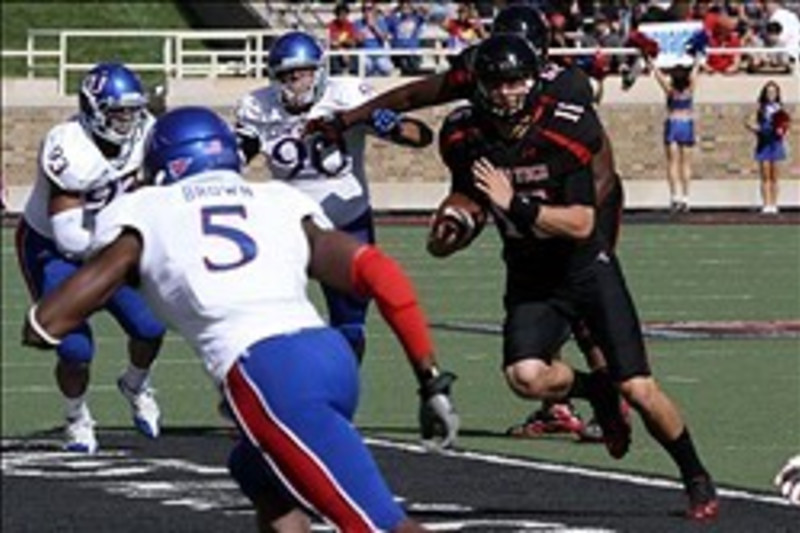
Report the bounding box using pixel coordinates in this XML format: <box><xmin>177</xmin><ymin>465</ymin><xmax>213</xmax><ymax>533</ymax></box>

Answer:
<box><xmin>235</xmin><ymin>87</ymin><xmax>277</xmax><ymax>130</ymax></box>
<box><xmin>541</xmin><ymin>64</ymin><xmax>594</xmax><ymax>107</ymax></box>
<box><xmin>40</xmin><ymin>120</ymin><xmax>111</xmax><ymax>192</ymax></box>
<box><xmin>310</xmin><ymin>77</ymin><xmax>375</xmax><ymax>118</ymax></box>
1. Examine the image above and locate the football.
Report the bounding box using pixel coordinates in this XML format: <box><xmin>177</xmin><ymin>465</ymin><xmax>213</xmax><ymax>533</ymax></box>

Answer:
<box><xmin>427</xmin><ymin>192</ymin><xmax>488</xmax><ymax>257</ymax></box>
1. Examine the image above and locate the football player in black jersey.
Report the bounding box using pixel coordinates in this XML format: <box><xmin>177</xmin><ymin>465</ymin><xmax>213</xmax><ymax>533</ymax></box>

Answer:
<box><xmin>306</xmin><ymin>3</ymin><xmax>622</xmax><ymax>441</ymax></box>
<box><xmin>430</xmin><ymin>32</ymin><xmax>718</xmax><ymax>522</ymax></box>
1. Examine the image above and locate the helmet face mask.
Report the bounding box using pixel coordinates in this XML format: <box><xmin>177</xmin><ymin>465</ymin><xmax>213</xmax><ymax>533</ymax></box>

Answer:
<box><xmin>268</xmin><ymin>32</ymin><xmax>326</xmax><ymax>110</ymax></box>
<box><xmin>478</xmin><ymin>76</ymin><xmax>538</xmax><ymax>118</ymax></box>
<box><xmin>79</xmin><ymin>63</ymin><xmax>148</xmax><ymax>146</ymax></box>
<box><xmin>103</xmin><ymin>105</ymin><xmax>145</xmax><ymax>140</ymax></box>
<box><xmin>473</xmin><ymin>34</ymin><xmax>542</xmax><ymax>121</ymax></box>
<box><xmin>274</xmin><ymin>66</ymin><xmax>324</xmax><ymax>109</ymax></box>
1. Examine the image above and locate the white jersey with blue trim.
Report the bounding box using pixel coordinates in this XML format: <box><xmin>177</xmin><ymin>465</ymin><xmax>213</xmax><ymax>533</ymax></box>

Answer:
<box><xmin>235</xmin><ymin>76</ymin><xmax>375</xmax><ymax>228</ymax></box>
<box><xmin>90</xmin><ymin>170</ymin><xmax>333</xmax><ymax>383</ymax></box>
<box><xmin>22</xmin><ymin>114</ymin><xmax>154</xmax><ymax>240</ymax></box>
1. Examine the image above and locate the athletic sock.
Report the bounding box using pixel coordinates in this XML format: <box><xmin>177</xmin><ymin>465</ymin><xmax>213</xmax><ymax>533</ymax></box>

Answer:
<box><xmin>661</xmin><ymin>428</ymin><xmax>708</xmax><ymax>481</ymax></box>
<box><xmin>567</xmin><ymin>370</ymin><xmax>591</xmax><ymax>399</ymax></box>
<box><xmin>64</xmin><ymin>395</ymin><xmax>90</xmax><ymax>421</ymax></box>
<box><xmin>120</xmin><ymin>363</ymin><xmax>150</xmax><ymax>392</ymax></box>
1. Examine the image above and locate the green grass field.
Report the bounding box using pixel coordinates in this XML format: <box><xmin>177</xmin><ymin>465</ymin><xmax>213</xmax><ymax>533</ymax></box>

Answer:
<box><xmin>2</xmin><ymin>1</ymin><xmax>193</xmax><ymax>88</ymax></box>
<box><xmin>2</xmin><ymin>222</ymin><xmax>799</xmax><ymax>494</ymax></box>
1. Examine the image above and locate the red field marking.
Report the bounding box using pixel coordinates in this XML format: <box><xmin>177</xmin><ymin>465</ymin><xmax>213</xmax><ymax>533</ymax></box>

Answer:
<box><xmin>431</xmin><ymin>320</ymin><xmax>800</xmax><ymax>340</ymax></box>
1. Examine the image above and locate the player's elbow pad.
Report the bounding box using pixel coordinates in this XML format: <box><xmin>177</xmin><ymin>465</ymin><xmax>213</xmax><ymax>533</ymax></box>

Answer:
<box><xmin>350</xmin><ymin>246</ymin><xmax>433</xmax><ymax>363</ymax></box>
<box><xmin>51</xmin><ymin>208</ymin><xmax>92</xmax><ymax>260</ymax></box>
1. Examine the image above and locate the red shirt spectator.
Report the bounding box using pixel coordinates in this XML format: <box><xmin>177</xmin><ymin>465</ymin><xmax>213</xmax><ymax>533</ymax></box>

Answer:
<box><xmin>328</xmin><ymin>4</ymin><xmax>359</xmax><ymax>49</ymax></box>
<box><xmin>442</xmin><ymin>3</ymin><xmax>486</xmax><ymax>50</ymax></box>
<box><xmin>706</xmin><ymin>17</ymin><xmax>742</xmax><ymax>74</ymax></box>
<box><xmin>327</xmin><ymin>3</ymin><xmax>360</xmax><ymax>75</ymax></box>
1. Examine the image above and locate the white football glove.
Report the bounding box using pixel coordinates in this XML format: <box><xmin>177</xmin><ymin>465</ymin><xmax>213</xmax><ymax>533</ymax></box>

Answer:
<box><xmin>418</xmin><ymin>371</ymin><xmax>459</xmax><ymax>450</ymax></box>
<box><xmin>775</xmin><ymin>454</ymin><xmax>800</xmax><ymax>505</ymax></box>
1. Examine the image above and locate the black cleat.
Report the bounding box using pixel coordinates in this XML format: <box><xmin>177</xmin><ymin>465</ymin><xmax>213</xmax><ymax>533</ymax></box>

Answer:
<box><xmin>586</xmin><ymin>372</ymin><xmax>631</xmax><ymax>459</ymax></box>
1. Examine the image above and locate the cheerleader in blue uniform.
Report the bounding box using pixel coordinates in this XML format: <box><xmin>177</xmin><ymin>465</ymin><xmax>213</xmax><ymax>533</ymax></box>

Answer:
<box><xmin>649</xmin><ymin>55</ymin><xmax>702</xmax><ymax>213</ymax></box>
<box><xmin>746</xmin><ymin>81</ymin><xmax>789</xmax><ymax>215</ymax></box>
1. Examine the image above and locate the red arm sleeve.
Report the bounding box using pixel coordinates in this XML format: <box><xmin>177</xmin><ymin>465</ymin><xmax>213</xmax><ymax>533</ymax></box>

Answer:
<box><xmin>350</xmin><ymin>245</ymin><xmax>433</xmax><ymax>367</ymax></box>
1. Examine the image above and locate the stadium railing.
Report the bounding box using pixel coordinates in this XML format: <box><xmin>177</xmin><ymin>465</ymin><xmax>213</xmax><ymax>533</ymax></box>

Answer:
<box><xmin>1</xmin><ymin>28</ymin><xmax>798</xmax><ymax>95</ymax></box>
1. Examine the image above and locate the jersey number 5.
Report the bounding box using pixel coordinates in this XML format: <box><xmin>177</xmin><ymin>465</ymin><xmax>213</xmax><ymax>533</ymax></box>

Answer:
<box><xmin>201</xmin><ymin>205</ymin><xmax>258</xmax><ymax>271</ymax></box>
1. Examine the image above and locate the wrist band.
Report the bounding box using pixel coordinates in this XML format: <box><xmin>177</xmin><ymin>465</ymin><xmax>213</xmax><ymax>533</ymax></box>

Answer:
<box><xmin>508</xmin><ymin>195</ymin><xmax>541</xmax><ymax>235</ymax></box>
<box><xmin>416</xmin><ymin>364</ymin><xmax>440</xmax><ymax>385</ymax></box>
<box><xmin>27</xmin><ymin>305</ymin><xmax>61</xmax><ymax>347</ymax></box>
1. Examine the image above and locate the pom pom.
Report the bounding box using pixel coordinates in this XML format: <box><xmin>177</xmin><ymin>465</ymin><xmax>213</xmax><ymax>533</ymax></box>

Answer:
<box><xmin>773</xmin><ymin>109</ymin><xmax>790</xmax><ymax>138</ymax></box>
<box><xmin>627</xmin><ymin>31</ymin><xmax>660</xmax><ymax>59</ymax></box>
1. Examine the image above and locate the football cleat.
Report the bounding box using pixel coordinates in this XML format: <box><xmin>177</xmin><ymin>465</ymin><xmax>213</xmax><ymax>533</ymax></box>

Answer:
<box><xmin>685</xmin><ymin>475</ymin><xmax>719</xmax><ymax>521</ymax></box>
<box><xmin>64</xmin><ymin>414</ymin><xmax>98</xmax><ymax>454</ymax></box>
<box><xmin>775</xmin><ymin>454</ymin><xmax>800</xmax><ymax>505</ymax></box>
<box><xmin>578</xmin><ymin>399</ymin><xmax>632</xmax><ymax>443</ymax></box>
<box><xmin>117</xmin><ymin>377</ymin><xmax>161</xmax><ymax>439</ymax></box>
<box><xmin>586</xmin><ymin>372</ymin><xmax>631</xmax><ymax>459</ymax></box>
<box><xmin>507</xmin><ymin>403</ymin><xmax>585</xmax><ymax>437</ymax></box>
<box><xmin>577</xmin><ymin>417</ymin><xmax>604</xmax><ymax>443</ymax></box>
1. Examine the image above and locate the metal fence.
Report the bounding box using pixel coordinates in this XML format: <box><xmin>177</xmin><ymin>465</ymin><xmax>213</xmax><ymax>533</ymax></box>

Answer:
<box><xmin>1</xmin><ymin>28</ymin><xmax>798</xmax><ymax>95</ymax></box>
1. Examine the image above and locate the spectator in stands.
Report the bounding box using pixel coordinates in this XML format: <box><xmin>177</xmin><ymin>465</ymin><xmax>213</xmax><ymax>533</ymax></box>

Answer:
<box><xmin>442</xmin><ymin>2</ymin><xmax>487</xmax><ymax>50</ymax></box>
<box><xmin>637</xmin><ymin>0</ymin><xmax>678</xmax><ymax>23</ymax></box>
<box><xmin>745</xmin><ymin>80</ymin><xmax>790</xmax><ymax>214</ymax></box>
<box><xmin>646</xmin><ymin>54</ymin><xmax>702</xmax><ymax>213</ymax></box>
<box><xmin>328</xmin><ymin>3</ymin><xmax>360</xmax><ymax>75</ymax></box>
<box><xmin>387</xmin><ymin>0</ymin><xmax>427</xmax><ymax>75</ymax></box>
<box><xmin>548</xmin><ymin>9</ymin><xmax>574</xmax><ymax>50</ymax></box>
<box><xmin>763</xmin><ymin>20</ymin><xmax>796</xmax><ymax>72</ymax></box>
<box><xmin>355</xmin><ymin>1</ymin><xmax>394</xmax><ymax>76</ymax></box>
<box><xmin>694</xmin><ymin>0</ymin><xmax>721</xmax><ymax>30</ymax></box>
<box><xmin>740</xmin><ymin>19</ymin><xmax>770</xmax><ymax>72</ymax></box>
<box><xmin>581</xmin><ymin>11</ymin><xmax>625</xmax><ymax>75</ymax></box>
<box><xmin>764</xmin><ymin>0</ymin><xmax>800</xmax><ymax>64</ymax></box>
<box><xmin>704</xmin><ymin>13</ymin><xmax>743</xmax><ymax>74</ymax></box>
<box><xmin>426</xmin><ymin>0</ymin><xmax>455</xmax><ymax>26</ymax></box>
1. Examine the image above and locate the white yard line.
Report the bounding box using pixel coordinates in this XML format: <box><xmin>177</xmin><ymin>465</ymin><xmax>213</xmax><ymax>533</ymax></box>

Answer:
<box><xmin>366</xmin><ymin>437</ymin><xmax>792</xmax><ymax>508</ymax></box>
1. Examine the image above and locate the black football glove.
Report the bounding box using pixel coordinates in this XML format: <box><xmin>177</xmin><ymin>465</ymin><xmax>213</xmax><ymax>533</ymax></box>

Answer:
<box><xmin>418</xmin><ymin>369</ymin><xmax>459</xmax><ymax>450</ymax></box>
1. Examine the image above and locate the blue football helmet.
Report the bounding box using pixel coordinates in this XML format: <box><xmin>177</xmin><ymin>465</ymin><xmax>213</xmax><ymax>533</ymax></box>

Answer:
<box><xmin>79</xmin><ymin>62</ymin><xmax>149</xmax><ymax>145</ymax></box>
<box><xmin>143</xmin><ymin>106</ymin><xmax>241</xmax><ymax>185</ymax></box>
<box><xmin>267</xmin><ymin>31</ymin><xmax>326</xmax><ymax>109</ymax></box>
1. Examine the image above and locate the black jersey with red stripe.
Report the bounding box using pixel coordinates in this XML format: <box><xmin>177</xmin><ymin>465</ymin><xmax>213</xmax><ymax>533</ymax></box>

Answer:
<box><xmin>438</xmin><ymin>95</ymin><xmax>604</xmax><ymax>283</ymax></box>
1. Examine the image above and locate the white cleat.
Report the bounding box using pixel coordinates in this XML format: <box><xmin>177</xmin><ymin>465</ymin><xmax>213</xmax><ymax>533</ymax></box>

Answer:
<box><xmin>117</xmin><ymin>377</ymin><xmax>161</xmax><ymax>439</ymax></box>
<box><xmin>64</xmin><ymin>415</ymin><xmax>98</xmax><ymax>454</ymax></box>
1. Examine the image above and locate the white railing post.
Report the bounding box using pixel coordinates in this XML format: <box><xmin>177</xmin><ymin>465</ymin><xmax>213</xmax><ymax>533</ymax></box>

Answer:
<box><xmin>176</xmin><ymin>34</ymin><xmax>184</xmax><ymax>79</ymax></box>
<box><xmin>26</xmin><ymin>32</ymin><xmax>34</xmax><ymax>79</ymax></box>
<box><xmin>58</xmin><ymin>32</ymin><xmax>67</xmax><ymax>96</ymax></box>
<box><xmin>162</xmin><ymin>36</ymin><xmax>172</xmax><ymax>79</ymax></box>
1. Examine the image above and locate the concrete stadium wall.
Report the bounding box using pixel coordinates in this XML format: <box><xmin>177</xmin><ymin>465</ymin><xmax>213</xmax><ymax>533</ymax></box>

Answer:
<box><xmin>2</xmin><ymin>74</ymin><xmax>798</xmax><ymax>212</ymax></box>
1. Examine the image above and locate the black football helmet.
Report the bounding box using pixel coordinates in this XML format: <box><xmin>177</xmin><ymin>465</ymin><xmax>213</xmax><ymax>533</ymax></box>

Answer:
<box><xmin>473</xmin><ymin>33</ymin><xmax>542</xmax><ymax>120</ymax></box>
<box><xmin>491</xmin><ymin>4</ymin><xmax>551</xmax><ymax>60</ymax></box>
